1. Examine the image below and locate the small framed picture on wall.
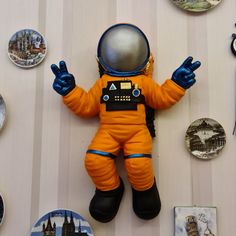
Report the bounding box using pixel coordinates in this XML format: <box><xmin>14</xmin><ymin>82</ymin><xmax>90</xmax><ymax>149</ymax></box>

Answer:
<box><xmin>174</xmin><ymin>206</ymin><xmax>217</xmax><ymax>236</ymax></box>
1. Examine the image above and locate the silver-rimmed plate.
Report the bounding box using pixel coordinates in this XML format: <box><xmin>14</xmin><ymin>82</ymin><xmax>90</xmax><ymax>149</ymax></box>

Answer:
<box><xmin>185</xmin><ymin>118</ymin><xmax>226</xmax><ymax>160</ymax></box>
<box><xmin>8</xmin><ymin>29</ymin><xmax>47</xmax><ymax>68</ymax></box>
<box><xmin>30</xmin><ymin>209</ymin><xmax>93</xmax><ymax>236</ymax></box>
<box><xmin>0</xmin><ymin>194</ymin><xmax>4</xmax><ymax>226</ymax></box>
<box><xmin>0</xmin><ymin>95</ymin><xmax>6</xmax><ymax>132</ymax></box>
<box><xmin>171</xmin><ymin>0</ymin><xmax>222</xmax><ymax>13</ymax></box>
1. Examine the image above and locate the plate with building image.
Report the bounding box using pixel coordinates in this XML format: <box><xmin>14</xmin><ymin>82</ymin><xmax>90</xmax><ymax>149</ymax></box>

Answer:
<box><xmin>8</xmin><ymin>29</ymin><xmax>47</xmax><ymax>68</ymax></box>
<box><xmin>0</xmin><ymin>194</ymin><xmax>5</xmax><ymax>226</ymax></box>
<box><xmin>171</xmin><ymin>0</ymin><xmax>222</xmax><ymax>12</ymax></box>
<box><xmin>185</xmin><ymin>118</ymin><xmax>226</xmax><ymax>160</ymax></box>
<box><xmin>0</xmin><ymin>95</ymin><xmax>6</xmax><ymax>132</ymax></box>
<box><xmin>174</xmin><ymin>206</ymin><xmax>217</xmax><ymax>236</ymax></box>
<box><xmin>30</xmin><ymin>209</ymin><xmax>93</xmax><ymax>236</ymax></box>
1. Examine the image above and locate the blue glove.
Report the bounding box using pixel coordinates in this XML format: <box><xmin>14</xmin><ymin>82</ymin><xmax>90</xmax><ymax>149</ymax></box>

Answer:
<box><xmin>171</xmin><ymin>56</ymin><xmax>201</xmax><ymax>89</ymax></box>
<box><xmin>51</xmin><ymin>61</ymin><xmax>76</xmax><ymax>96</ymax></box>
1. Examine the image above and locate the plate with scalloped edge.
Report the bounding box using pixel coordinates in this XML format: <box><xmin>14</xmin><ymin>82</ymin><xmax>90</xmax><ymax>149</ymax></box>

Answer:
<box><xmin>171</xmin><ymin>0</ymin><xmax>222</xmax><ymax>13</ymax></box>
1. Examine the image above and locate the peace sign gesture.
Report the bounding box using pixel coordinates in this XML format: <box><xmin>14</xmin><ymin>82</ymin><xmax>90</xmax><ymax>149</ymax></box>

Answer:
<box><xmin>51</xmin><ymin>61</ymin><xmax>76</xmax><ymax>96</ymax></box>
<box><xmin>171</xmin><ymin>56</ymin><xmax>201</xmax><ymax>89</ymax></box>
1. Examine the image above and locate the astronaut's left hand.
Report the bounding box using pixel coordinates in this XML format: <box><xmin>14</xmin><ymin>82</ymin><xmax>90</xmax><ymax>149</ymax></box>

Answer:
<box><xmin>171</xmin><ymin>56</ymin><xmax>201</xmax><ymax>89</ymax></box>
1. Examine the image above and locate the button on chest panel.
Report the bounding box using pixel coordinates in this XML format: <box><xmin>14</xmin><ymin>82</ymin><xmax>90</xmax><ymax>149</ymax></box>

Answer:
<box><xmin>101</xmin><ymin>80</ymin><xmax>145</xmax><ymax>111</ymax></box>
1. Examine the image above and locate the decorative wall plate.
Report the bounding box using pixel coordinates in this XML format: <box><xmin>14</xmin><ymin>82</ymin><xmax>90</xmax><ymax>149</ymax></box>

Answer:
<box><xmin>0</xmin><ymin>95</ymin><xmax>6</xmax><ymax>132</ymax></box>
<box><xmin>8</xmin><ymin>29</ymin><xmax>47</xmax><ymax>68</ymax></box>
<box><xmin>174</xmin><ymin>206</ymin><xmax>217</xmax><ymax>236</ymax></box>
<box><xmin>231</xmin><ymin>34</ymin><xmax>236</xmax><ymax>56</ymax></box>
<box><xmin>171</xmin><ymin>0</ymin><xmax>222</xmax><ymax>13</ymax></box>
<box><xmin>185</xmin><ymin>118</ymin><xmax>226</xmax><ymax>160</ymax></box>
<box><xmin>30</xmin><ymin>209</ymin><xmax>93</xmax><ymax>236</ymax></box>
<box><xmin>0</xmin><ymin>194</ymin><xmax>4</xmax><ymax>226</ymax></box>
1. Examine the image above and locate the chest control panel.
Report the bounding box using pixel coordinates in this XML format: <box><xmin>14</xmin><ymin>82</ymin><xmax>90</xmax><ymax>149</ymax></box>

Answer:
<box><xmin>101</xmin><ymin>80</ymin><xmax>145</xmax><ymax>111</ymax></box>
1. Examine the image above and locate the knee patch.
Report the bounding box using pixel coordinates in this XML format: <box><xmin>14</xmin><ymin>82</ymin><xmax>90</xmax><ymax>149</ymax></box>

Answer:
<box><xmin>85</xmin><ymin>153</ymin><xmax>120</xmax><ymax>191</ymax></box>
<box><xmin>124</xmin><ymin>157</ymin><xmax>154</xmax><ymax>191</ymax></box>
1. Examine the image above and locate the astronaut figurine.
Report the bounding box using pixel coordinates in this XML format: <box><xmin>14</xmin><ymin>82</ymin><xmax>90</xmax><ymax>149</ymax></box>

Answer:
<box><xmin>51</xmin><ymin>23</ymin><xmax>201</xmax><ymax>223</ymax></box>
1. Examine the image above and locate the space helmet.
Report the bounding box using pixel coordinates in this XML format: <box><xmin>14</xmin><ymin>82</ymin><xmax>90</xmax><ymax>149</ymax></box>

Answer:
<box><xmin>97</xmin><ymin>23</ymin><xmax>150</xmax><ymax>77</ymax></box>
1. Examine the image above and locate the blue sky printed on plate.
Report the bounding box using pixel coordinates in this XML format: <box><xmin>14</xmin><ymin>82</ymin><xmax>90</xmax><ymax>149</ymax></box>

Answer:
<box><xmin>31</xmin><ymin>209</ymin><xmax>93</xmax><ymax>236</ymax></box>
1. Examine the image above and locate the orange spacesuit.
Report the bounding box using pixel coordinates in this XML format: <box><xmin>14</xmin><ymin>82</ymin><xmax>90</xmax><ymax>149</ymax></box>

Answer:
<box><xmin>63</xmin><ymin>70</ymin><xmax>185</xmax><ymax>193</ymax></box>
<box><xmin>51</xmin><ymin>23</ymin><xmax>200</xmax><ymax>223</ymax></box>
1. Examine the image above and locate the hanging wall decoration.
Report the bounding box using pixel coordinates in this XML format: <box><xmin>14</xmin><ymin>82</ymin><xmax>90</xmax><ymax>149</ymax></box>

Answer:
<box><xmin>0</xmin><ymin>95</ymin><xmax>6</xmax><ymax>132</ymax></box>
<box><xmin>0</xmin><ymin>194</ymin><xmax>4</xmax><ymax>226</ymax></box>
<box><xmin>185</xmin><ymin>118</ymin><xmax>226</xmax><ymax>160</ymax></box>
<box><xmin>231</xmin><ymin>23</ymin><xmax>236</xmax><ymax>56</ymax></box>
<box><xmin>8</xmin><ymin>29</ymin><xmax>47</xmax><ymax>68</ymax></box>
<box><xmin>174</xmin><ymin>206</ymin><xmax>217</xmax><ymax>236</ymax></box>
<box><xmin>171</xmin><ymin>0</ymin><xmax>222</xmax><ymax>13</ymax></box>
<box><xmin>51</xmin><ymin>23</ymin><xmax>201</xmax><ymax>222</ymax></box>
<box><xmin>30</xmin><ymin>209</ymin><xmax>93</xmax><ymax>236</ymax></box>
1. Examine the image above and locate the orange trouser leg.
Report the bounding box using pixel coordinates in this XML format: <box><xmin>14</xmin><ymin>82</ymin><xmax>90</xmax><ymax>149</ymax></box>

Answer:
<box><xmin>84</xmin><ymin>152</ymin><xmax>120</xmax><ymax>191</ymax></box>
<box><xmin>124</xmin><ymin>157</ymin><xmax>154</xmax><ymax>191</ymax></box>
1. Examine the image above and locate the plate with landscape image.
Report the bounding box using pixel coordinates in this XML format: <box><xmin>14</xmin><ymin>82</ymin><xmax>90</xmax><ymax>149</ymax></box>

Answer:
<box><xmin>171</xmin><ymin>0</ymin><xmax>222</xmax><ymax>13</ymax></box>
<box><xmin>30</xmin><ymin>209</ymin><xmax>93</xmax><ymax>236</ymax></box>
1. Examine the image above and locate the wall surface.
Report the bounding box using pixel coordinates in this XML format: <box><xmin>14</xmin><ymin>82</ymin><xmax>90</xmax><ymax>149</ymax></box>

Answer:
<box><xmin>0</xmin><ymin>0</ymin><xmax>235</xmax><ymax>235</ymax></box>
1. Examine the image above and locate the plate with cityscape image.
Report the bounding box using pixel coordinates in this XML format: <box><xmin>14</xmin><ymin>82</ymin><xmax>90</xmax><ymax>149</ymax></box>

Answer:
<box><xmin>30</xmin><ymin>209</ymin><xmax>93</xmax><ymax>236</ymax></box>
<box><xmin>0</xmin><ymin>95</ymin><xmax>6</xmax><ymax>132</ymax></box>
<box><xmin>185</xmin><ymin>118</ymin><xmax>226</xmax><ymax>160</ymax></box>
<box><xmin>171</xmin><ymin>0</ymin><xmax>222</xmax><ymax>13</ymax></box>
<box><xmin>0</xmin><ymin>194</ymin><xmax>4</xmax><ymax>226</ymax></box>
<box><xmin>8</xmin><ymin>29</ymin><xmax>47</xmax><ymax>68</ymax></box>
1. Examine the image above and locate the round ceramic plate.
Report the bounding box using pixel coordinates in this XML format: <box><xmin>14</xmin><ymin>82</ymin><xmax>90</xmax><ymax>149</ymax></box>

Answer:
<box><xmin>185</xmin><ymin>118</ymin><xmax>226</xmax><ymax>160</ymax></box>
<box><xmin>30</xmin><ymin>209</ymin><xmax>93</xmax><ymax>236</ymax></box>
<box><xmin>8</xmin><ymin>29</ymin><xmax>47</xmax><ymax>68</ymax></box>
<box><xmin>231</xmin><ymin>36</ymin><xmax>236</xmax><ymax>56</ymax></box>
<box><xmin>171</xmin><ymin>0</ymin><xmax>222</xmax><ymax>12</ymax></box>
<box><xmin>0</xmin><ymin>194</ymin><xmax>4</xmax><ymax>226</ymax></box>
<box><xmin>0</xmin><ymin>95</ymin><xmax>6</xmax><ymax>132</ymax></box>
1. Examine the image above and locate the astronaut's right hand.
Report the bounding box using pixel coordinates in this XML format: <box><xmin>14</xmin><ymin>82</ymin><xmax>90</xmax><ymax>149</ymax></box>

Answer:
<box><xmin>51</xmin><ymin>61</ymin><xmax>76</xmax><ymax>96</ymax></box>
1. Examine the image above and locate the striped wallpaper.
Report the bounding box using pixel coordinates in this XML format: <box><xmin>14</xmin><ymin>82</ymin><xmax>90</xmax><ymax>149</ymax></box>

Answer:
<box><xmin>0</xmin><ymin>0</ymin><xmax>235</xmax><ymax>235</ymax></box>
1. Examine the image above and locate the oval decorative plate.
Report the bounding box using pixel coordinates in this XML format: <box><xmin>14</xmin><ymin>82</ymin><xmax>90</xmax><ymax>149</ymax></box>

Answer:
<box><xmin>185</xmin><ymin>118</ymin><xmax>226</xmax><ymax>160</ymax></box>
<box><xmin>30</xmin><ymin>209</ymin><xmax>93</xmax><ymax>236</ymax></box>
<box><xmin>0</xmin><ymin>95</ymin><xmax>6</xmax><ymax>132</ymax></box>
<box><xmin>171</xmin><ymin>0</ymin><xmax>222</xmax><ymax>13</ymax></box>
<box><xmin>8</xmin><ymin>29</ymin><xmax>47</xmax><ymax>68</ymax></box>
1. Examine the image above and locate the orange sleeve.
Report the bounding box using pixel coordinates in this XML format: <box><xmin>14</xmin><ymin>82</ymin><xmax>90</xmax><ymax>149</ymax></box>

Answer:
<box><xmin>62</xmin><ymin>79</ymin><xmax>102</xmax><ymax>118</ymax></box>
<box><xmin>143</xmin><ymin>77</ymin><xmax>185</xmax><ymax>109</ymax></box>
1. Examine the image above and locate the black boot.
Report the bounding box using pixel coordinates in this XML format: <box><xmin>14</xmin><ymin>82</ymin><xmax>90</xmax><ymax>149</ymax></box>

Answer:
<box><xmin>89</xmin><ymin>178</ymin><xmax>124</xmax><ymax>223</ymax></box>
<box><xmin>132</xmin><ymin>181</ymin><xmax>161</xmax><ymax>220</ymax></box>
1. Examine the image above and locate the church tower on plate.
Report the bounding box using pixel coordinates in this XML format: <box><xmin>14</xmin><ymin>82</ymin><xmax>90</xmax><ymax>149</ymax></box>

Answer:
<box><xmin>42</xmin><ymin>215</ymin><xmax>56</xmax><ymax>236</ymax></box>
